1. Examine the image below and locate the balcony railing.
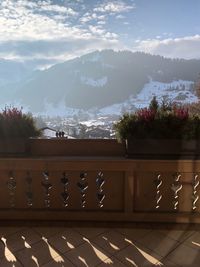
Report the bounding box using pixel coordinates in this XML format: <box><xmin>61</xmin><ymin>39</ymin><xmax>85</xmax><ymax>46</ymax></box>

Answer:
<box><xmin>0</xmin><ymin>138</ymin><xmax>200</xmax><ymax>223</ymax></box>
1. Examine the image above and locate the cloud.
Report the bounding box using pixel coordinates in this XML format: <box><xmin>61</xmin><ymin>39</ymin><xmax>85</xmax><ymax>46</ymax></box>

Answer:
<box><xmin>0</xmin><ymin>35</ymin><xmax>121</xmax><ymax>69</ymax></box>
<box><xmin>79</xmin><ymin>12</ymin><xmax>106</xmax><ymax>24</ymax></box>
<box><xmin>39</xmin><ymin>3</ymin><xmax>78</xmax><ymax>16</ymax></box>
<box><xmin>135</xmin><ymin>35</ymin><xmax>200</xmax><ymax>59</ymax></box>
<box><xmin>94</xmin><ymin>1</ymin><xmax>135</xmax><ymax>13</ymax></box>
<box><xmin>116</xmin><ymin>14</ymin><xmax>125</xmax><ymax>19</ymax></box>
<box><xmin>97</xmin><ymin>20</ymin><xmax>106</xmax><ymax>25</ymax></box>
<box><xmin>0</xmin><ymin>0</ymin><xmax>122</xmax><ymax>67</ymax></box>
<box><xmin>89</xmin><ymin>25</ymin><xmax>106</xmax><ymax>35</ymax></box>
<box><xmin>0</xmin><ymin>0</ymin><xmax>80</xmax><ymax>41</ymax></box>
<box><xmin>80</xmin><ymin>12</ymin><xmax>97</xmax><ymax>23</ymax></box>
<box><xmin>0</xmin><ymin>36</ymin><xmax>121</xmax><ymax>68</ymax></box>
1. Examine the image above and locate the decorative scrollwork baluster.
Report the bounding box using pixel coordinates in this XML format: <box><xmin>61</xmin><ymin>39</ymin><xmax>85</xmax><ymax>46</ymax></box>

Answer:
<box><xmin>171</xmin><ymin>173</ymin><xmax>182</xmax><ymax>210</ymax></box>
<box><xmin>26</xmin><ymin>171</ymin><xmax>33</xmax><ymax>207</ymax></box>
<box><xmin>41</xmin><ymin>171</ymin><xmax>52</xmax><ymax>208</ymax></box>
<box><xmin>77</xmin><ymin>172</ymin><xmax>88</xmax><ymax>208</ymax></box>
<box><xmin>61</xmin><ymin>172</ymin><xmax>69</xmax><ymax>207</ymax></box>
<box><xmin>192</xmin><ymin>174</ymin><xmax>199</xmax><ymax>211</ymax></box>
<box><xmin>96</xmin><ymin>171</ymin><xmax>105</xmax><ymax>208</ymax></box>
<box><xmin>7</xmin><ymin>171</ymin><xmax>16</xmax><ymax>208</ymax></box>
<box><xmin>154</xmin><ymin>174</ymin><xmax>163</xmax><ymax>209</ymax></box>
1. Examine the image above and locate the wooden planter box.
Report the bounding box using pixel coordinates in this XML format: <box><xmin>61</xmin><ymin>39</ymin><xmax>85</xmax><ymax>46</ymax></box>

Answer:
<box><xmin>125</xmin><ymin>139</ymin><xmax>200</xmax><ymax>159</ymax></box>
<box><xmin>0</xmin><ymin>138</ymin><xmax>28</xmax><ymax>156</ymax></box>
<box><xmin>29</xmin><ymin>138</ymin><xmax>125</xmax><ymax>157</ymax></box>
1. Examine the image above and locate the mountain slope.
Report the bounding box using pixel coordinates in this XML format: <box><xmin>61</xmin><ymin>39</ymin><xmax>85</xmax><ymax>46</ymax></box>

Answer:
<box><xmin>0</xmin><ymin>59</ymin><xmax>40</xmax><ymax>103</ymax></box>
<box><xmin>9</xmin><ymin>50</ymin><xmax>200</xmax><ymax>112</ymax></box>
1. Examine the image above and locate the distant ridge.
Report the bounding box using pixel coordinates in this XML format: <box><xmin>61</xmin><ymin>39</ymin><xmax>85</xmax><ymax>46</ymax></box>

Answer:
<box><xmin>1</xmin><ymin>50</ymin><xmax>200</xmax><ymax>112</ymax></box>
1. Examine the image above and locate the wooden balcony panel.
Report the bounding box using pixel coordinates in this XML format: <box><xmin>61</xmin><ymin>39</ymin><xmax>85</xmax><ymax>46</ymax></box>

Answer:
<box><xmin>0</xmin><ymin>138</ymin><xmax>200</xmax><ymax>223</ymax></box>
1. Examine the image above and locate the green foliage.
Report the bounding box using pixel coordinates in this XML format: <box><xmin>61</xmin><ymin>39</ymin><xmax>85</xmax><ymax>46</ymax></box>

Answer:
<box><xmin>114</xmin><ymin>98</ymin><xmax>200</xmax><ymax>141</ymax></box>
<box><xmin>0</xmin><ymin>106</ymin><xmax>41</xmax><ymax>138</ymax></box>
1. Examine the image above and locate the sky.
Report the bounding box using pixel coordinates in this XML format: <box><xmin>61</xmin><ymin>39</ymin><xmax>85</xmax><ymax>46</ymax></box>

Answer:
<box><xmin>0</xmin><ymin>0</ymin><xmax>200</xmax><ymax>69</ymax></box>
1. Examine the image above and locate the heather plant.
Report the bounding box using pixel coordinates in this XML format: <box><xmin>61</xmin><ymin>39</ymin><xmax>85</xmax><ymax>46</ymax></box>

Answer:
<box><xmin>114</xmin><ymin>98</ymin><xmax>200</xmax><ymax>141</ymax></box>
<box><xmin>0</xmin><ymin>106</ymin><xmax>41</xmax><ymax>138</ymax></box>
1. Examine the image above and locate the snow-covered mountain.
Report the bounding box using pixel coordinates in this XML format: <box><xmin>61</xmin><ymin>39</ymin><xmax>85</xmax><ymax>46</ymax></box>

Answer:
<box><xmin>1</xmin><ymin>50</ymin><xmax>200</xmax><ymax>116</ymax></box>
<box><xmin>37</xmin><ymin>79</ymin><xmax>197</xmax><ymax>118</ymax></box>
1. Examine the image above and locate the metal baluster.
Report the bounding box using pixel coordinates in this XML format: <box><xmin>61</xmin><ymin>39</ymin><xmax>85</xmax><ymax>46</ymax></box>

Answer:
<box><xmin>192</xmin><ymin>174</ymin><xmax>199</xmax><ymax>211</ymax></box>
<box><xmin>96</xmin><ymin>171</ymin><xmax>105</xmax><ymax>208</ymax></box>
<box><xmin>7</xmin><ymin>171</ymin><xmax>17</xmax><ymax>208</ymax></box>
<box><xmin>26</xmin><ymin>171</ymin><xmax>33</xmax><ymax>207</ymax></box>
<box><xmin>171</xmin><ymin>173</ymin><xmax>182</xmax><ymax>210</ymax></box>
<box><xmin>77</xmin><ymin>172</ymin><xmax>88</xmax><ymax>208</ymax></box>
<box><xmin>41</xmin><ymin>171</ymin><xmax>52</xmax><ymax>208</ymax></box>
<box><xmin>61</xmin><ymin>172</ymin><xmax>69</xmax><ymax>207</ymax></box>
<box><xmin>154</xmin><ymin>174</ymin><xmax>163</xmax><ymax>209</ymax></box>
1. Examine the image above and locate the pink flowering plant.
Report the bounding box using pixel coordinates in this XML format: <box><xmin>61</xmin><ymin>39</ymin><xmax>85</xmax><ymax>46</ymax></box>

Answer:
<box><xmin>114</xmin><ymin>97</ymin><xmax>200</xmax><ymax>141</ymax></box>
<box><xmin>0</xmin><ymin>106</ymin><xmax>41</xmax><ymax>138</ymax></box>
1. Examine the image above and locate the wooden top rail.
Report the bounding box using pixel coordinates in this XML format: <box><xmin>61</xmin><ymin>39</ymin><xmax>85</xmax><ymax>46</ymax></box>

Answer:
<box><xmin>0</xmin><ymin>156</ymin><xmax>200</xmax><ymax>172</ymax></box>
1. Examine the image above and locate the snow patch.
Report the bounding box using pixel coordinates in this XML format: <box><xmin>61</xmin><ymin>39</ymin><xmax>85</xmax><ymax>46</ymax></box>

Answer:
<box><xmin>134</xmin><ymin>80</ymin><xmax>197</xmax><ymax>108</ymax></box>
<box><xmin>99</xmin><ymin>80</ymin><xmax>197</xmax><ymax>116</ymax></box>
<box><xmin>81</xmin><ymin>119</ymin><xmax>105</xmax><ymax>127</ymax></box>
<box><xmin>81</xmin><ymin>76</ymin><xmax>107</xmax><ymax>87</ymax></box>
